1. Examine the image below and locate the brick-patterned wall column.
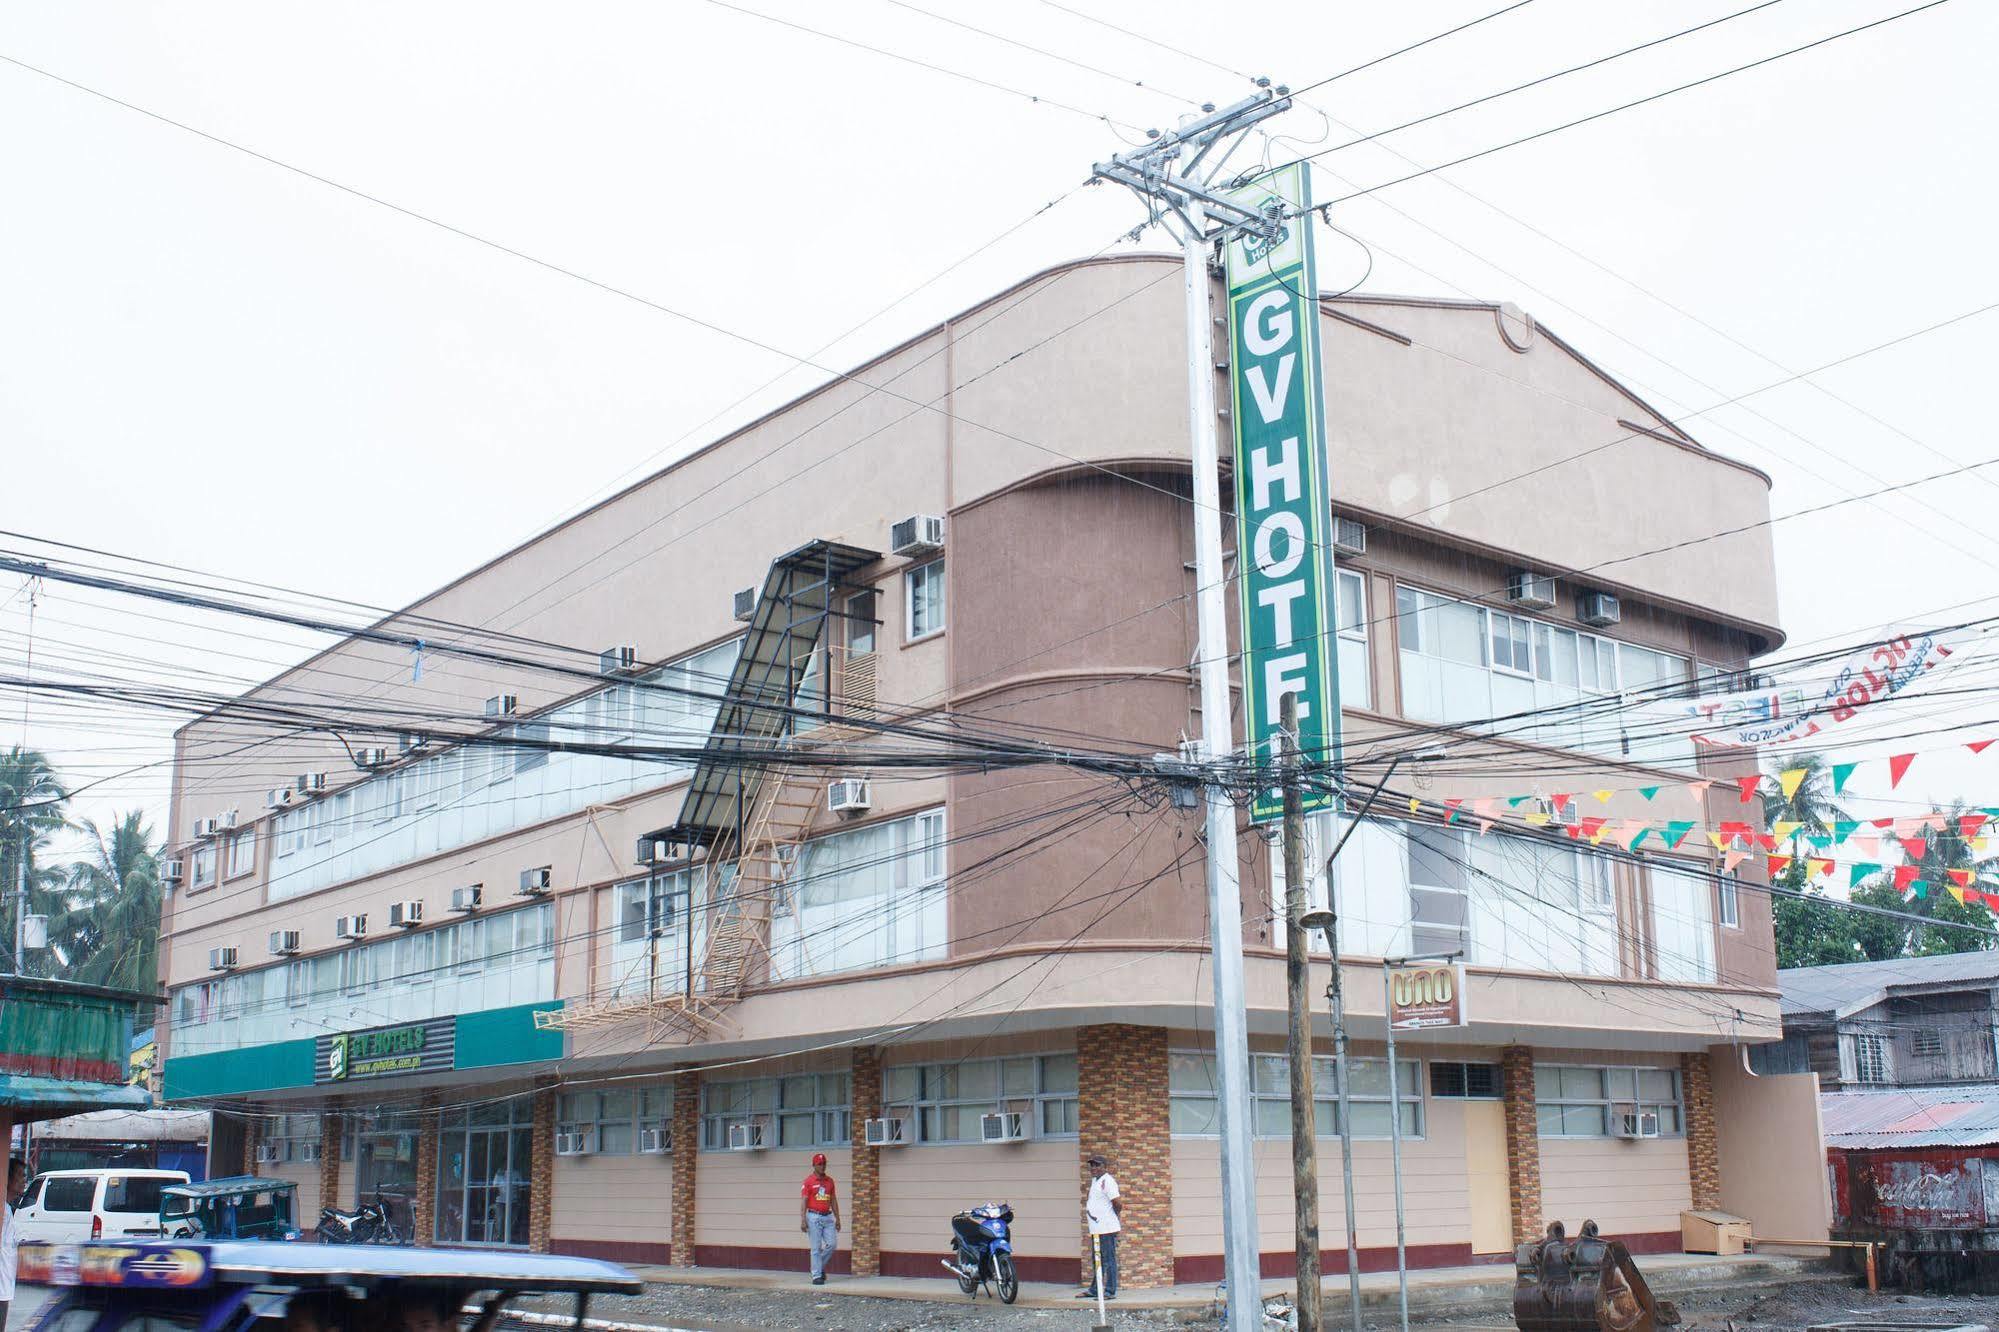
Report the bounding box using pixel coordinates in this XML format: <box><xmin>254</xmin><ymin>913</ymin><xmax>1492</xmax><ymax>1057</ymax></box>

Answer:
<box><xmin>317</xmin><ymin>1108</ymin><xmax>342</xmax><ymax>1212</ymax></box>
<box><xmin>241</xmin><ymin>1105</ymin><xmax>262</xmax><ymax>1178</ymax></box>
<box><xmin>1682</xmin><ymin>1052</ymin><xmax>1720</xmax><ymax>1211</ymax></box>
<box><xmin>413</xmin><ymin>1092</ymin><xmax>440</xmax><ymax>1248</ymax></box>
<box><xmin>529</xmin><ymin>1079</ymin><xmax>557</xmax><ymax>1253</ymax></box>
<box><xmin>1077</xmin><ymin>1024</ymin><xmax>1172</xmax><ymax>1289</ymax></box>
<box><xmin>1501</xmin><ymin>1045</ymin><xmax>1542</xmax><ymax>1244</ymax></box>
<box><xmin>671</xmin><ymin>1069</ymin><xmax>700</xmax><ymax>1268</ymax></box>
<box><xmin>848</xmin><ymin>1047</ymin><xmax>882</xmax><ymax>1277</ymax></box>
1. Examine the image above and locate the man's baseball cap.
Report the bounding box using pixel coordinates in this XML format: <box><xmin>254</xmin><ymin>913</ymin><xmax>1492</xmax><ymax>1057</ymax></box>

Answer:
<box><xmin>812</xmin><ymin>1152</ymin><xmax>828</xmax><ymax>1166</ymax></box>
<box><xmin>1087</xmin><ymin>1154</ymin><xmax>1107</xmax><ymax>1167</ymax></box>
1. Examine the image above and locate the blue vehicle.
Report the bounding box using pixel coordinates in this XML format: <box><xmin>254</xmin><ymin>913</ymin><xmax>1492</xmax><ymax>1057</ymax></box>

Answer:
<box><xmin>944</xmin><ymin>1201</ymin><xmax>1018</xmax><ymax>1304</ymax></box>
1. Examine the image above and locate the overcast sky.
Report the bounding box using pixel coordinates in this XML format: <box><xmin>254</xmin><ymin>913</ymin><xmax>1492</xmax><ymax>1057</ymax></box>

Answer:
<box><xmin>3</xmin><ymin>0</ymin><xmax>1995</xmax><ymax>856</ymax></box>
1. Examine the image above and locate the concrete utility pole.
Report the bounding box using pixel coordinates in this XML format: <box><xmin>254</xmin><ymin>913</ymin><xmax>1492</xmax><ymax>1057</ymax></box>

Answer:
<box><xmin>1092</xmin><ymin>89</ymin><xmax>1292</xmax><ymax>1332</ymax></box>
<box><xmin>1280</xmin><ymin>692</ymin><xmax>1322</xmax><ymax>1332</ymax></box>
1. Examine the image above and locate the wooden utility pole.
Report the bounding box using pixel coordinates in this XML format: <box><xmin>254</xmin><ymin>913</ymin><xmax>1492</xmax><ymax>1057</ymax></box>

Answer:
<box><xmin>1281</xmin><ymin>691</ymin><xmax>1322</xmax><ymax>1331</ymax></box>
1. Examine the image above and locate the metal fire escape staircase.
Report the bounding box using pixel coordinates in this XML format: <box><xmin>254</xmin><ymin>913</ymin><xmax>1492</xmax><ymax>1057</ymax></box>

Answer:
<box><xmin>537</xmin><ymin>539</ymin><xmax>880</xmax><ymax>1042</ymax></box>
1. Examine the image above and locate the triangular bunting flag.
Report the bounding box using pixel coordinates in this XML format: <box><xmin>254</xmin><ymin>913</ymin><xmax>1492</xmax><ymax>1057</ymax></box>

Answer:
<box><xmin>1778</xmin><ymin>768</ymin><xmax>1808</xmax><ymax>801</ymax></box>
<box><xmin>1948</xmin><ymin>882</ymin><xmax>1967</xmax><ymax>905</ymax></box>
<box><xmin>1888</xmin><ymin>753</ymin><xmax>1916</xmax><ymax>788</ymax></box>
<box><xmin>1686</xmin><ymin>780</ymin><xmax>1713</xmax><ymax>800</ymax></box>
<box><xmin>1831</xmin><ymin>762</ymin><xmax>1858</xmax><ymax>794</ymax></box>
<box><xmin>1948</xmin><ymin>868</ymin><xmax>1974</xmax><ymax>888</ymax></box>
<box><xmin>1771</xmin><ymin>820</ymin><xmax>1803</xmax><ymax>846</ymax></box>
<box><xmin>1735</xmin><ymin>774</ymin><xmax>1761</xmax><ymax>802</ymax></box>
<box><xmin>1805</xmin><ymin>833</ymin><xmax>1833</xmax><ymax>852</ymax></box>
<box><xmin>1754</xmin><ymin>833</ymin><xmax>1779</xmax><ymax>853</ymax></box>
<box><xmin>1664</xmin><ymin>821</ymin><xmax>1694</xmax><ymax>850</ymax></box>
<box><xmin>1808</xmin><ymin>857</ymin><xmax>1834</xmax><ymax>879</ymax></box>
<box><xmin>1639</xmin><ymin>786</ymin><xmax>1660</xmax><ymax>801</ymax></box>
<box><xmin>1768</xmin><ymin>855</ymin><xmax>1792</xmax><ymax>878</ymax></box>
<box><xmin>1444</xmin><ymin>798</ymin><xmax>1464</xmax><ymax>824</ymax></box>
<box><xmin>1969</xmin><ymin>739</ymin><xmax>1995</xmax><ymax>755</ymax></box>
<box><xmin>1580</xmin><ymin>817</ymin><xmax>1608</xmax><ymax>842</ymax></box>
<box><xmin>1899</xmin><ymin>835</ymin><xmax>1929</xmax><ymax>862</ymax></box>
<box><xmin>1507</xmin><ymin>795</ymin><xmax>1531</xmax><ymax>808</ymax></box>
<box><xmin>1848</xmin><ymin>862</ymin><xmax>1881</xmax><ymax>888</ymax></box>
<box><xmin>1832</xmin><ymin>819</ymin><xmax>1858</xmax><ymax>844</ymax></box>
<box><xmin>1719</xmin><ymin>820</ymin><xmax>1753</xmax><ymax>846</ymax></box>
<box><xmin>1627</xmin><ymin>826</ymin><xmax>1652</xmax><ymax>851</ymax></box>
<box><xmin>1894</xmin><ymin>864</ymin><xmax>1919</xmax><ymax>895</ymax></box>
<box><xmin>1593</xmin><ymin>789</ymin><xmax>1615</xmax><ymax>805</ymax></box>
<box><xmin>1409</xmin><ymin>797</ymin><xmax>1423</xmax><ymax>814</ymax></box>
<box><xmin>1850</xmin><ymin>834</ymin><xmax>1881</xmax><ymax>858</ymax></box>
<box><xmin>1524</xmin><ymin>811</ymin><xmax>1551</xmax><ymax>827</ymax></box>
<box><xmin>1705</xmin><ymin>831</ymin><xmax>1726</xmax><ymax>851</ymax></box>
<box><xmin>1960</xmin><ymin>813</ymin><xmax>1990</xmax><ymax>841</ymax></box>
<box><xmin>1722</xmin><ymin>849</ymin><xmax>1749</xmax><ymax>873</ymax></box>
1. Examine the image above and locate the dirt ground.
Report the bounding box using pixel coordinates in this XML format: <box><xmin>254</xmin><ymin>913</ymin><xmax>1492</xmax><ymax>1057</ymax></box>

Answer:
<box><xmin>510</xmin><ymin>1273</ymin><xmax>1999</xmax><ymax>1332</ymax></box>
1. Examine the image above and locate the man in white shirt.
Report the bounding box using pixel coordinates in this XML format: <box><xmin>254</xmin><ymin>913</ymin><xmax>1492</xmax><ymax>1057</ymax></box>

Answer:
<box><xmin>1076</xmin><ymin>1153</ymin><xmax>1122</xmax><ymax>1301</ymax></box>
<box><xmin>0</xmin><ymin>1157</ymin><xmax>25</xmax><ymax>1326</ymax></box>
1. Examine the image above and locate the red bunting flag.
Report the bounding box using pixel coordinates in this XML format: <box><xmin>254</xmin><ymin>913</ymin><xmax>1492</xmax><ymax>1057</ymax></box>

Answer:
<box><xmin>1579</xmin><ymin>816</ymin><xmax>1608</xmax><ymax>842</ymax></box>
<box><xmin>1719</xmin><ymin>820</ymin><xmax>1753</xmax><ymax>847</ymax></box>
<box><xmin>1894</xmin><ymin>864</ymin><xmax>1920</xmax><ymax>892</ymax></box>
<box><xmin>1443</xmin><ymin>798</ymin><xmax>1464</xmax><ymax>824</ymax></box>
<box><xmin>1735</xmin><ymin>774</ymin><xmax>1762</xmax><ymax>802</ymax></box>
<box><xmin>1754</xmin><ymin>833</ymin><xmax>1778</xmax><ymax>853</ymax></box>
<box><xmin>1949</xmin><ymin>868</ymin><xmax>1975</xmax><ymax>889</ymax></box>
<box><xmin>1808</xmin><ymin>857</ymin><xmax>1835</xmax><ymax>879</ymax></box>
<box><xmin>1899</xmin><ymin>835</ymin><xmax>1929</xmax><ymax>862</ymax></box>
<box><xmin>1970</xmin><ymin>739</ymin><xmax>1995</xmax><ymax>755</ymax></box>
<box><xmin>1961</xmin><ymin>813</ymin><xmax>1990</xmax><ymax>841</ymax></box>
<box><xmin>1768</xmin><ymin>855</ymin><xmax>1792</xmax><ymax>879</ymax></box>
<box><xmin>1888</xmin><ymin>753</ymin><xmax>1916</xmax><ymax>788</ymax></box>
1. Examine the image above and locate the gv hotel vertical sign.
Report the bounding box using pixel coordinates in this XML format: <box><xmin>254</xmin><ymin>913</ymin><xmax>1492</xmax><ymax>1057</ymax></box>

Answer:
<box><xmin>1224</xmin><ymin>163</ymin><xmax>1341</xmax><ymax>822</ymax></box>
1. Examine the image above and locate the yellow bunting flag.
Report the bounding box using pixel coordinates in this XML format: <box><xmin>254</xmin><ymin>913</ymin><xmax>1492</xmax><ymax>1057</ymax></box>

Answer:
<box><xmin>1524</xmin><ymin>811</ymin><xmax>1551</xmax><ymax>827</ymax></box>
<box><xmin>1705</xmin><ymin>831</ymin><xmax>1726</xmax><ymax>851</ymax></box>
<box><xmin>1772</xmin><ymin>820</ymin><xmax>1803</xmax><ymax>846</ymax></box>
<box><xmin>1408</xmin><ymin>797</ymin><xmax>1422</xmax><ymax>814</ymax></box>
<box><xmin>1594</xmin><ymin>789</ymin><xmax>1615</xmax><ymax>804</ymax></box>
<box><xmin>1778</xmin><ymin>768</ymin><xmax>1808</xmax><ymax>801</ymax></box>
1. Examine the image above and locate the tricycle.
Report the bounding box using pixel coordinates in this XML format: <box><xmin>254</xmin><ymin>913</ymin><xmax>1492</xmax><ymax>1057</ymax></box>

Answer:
<box><xmin>156</xmin><ymin>1176</ymin><xmax>301</xmax><ymax>1242</ymax></box>
<box><xmin>18</xmin><ymin>1238</ymin><xmax>643</xmax><ymax>1330</ymax></box>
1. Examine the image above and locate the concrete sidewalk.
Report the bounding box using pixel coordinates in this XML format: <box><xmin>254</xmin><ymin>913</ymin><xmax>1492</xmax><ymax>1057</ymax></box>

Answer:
<box><xmin>626</xmin><ymin>1251</ymin><xmax>1819</xmax><ymax>1315</ymax></box>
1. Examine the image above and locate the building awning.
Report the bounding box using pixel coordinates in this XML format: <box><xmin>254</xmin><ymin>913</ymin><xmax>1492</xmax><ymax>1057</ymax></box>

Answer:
<box><xmin>0</xmin><ymin>1072</ymin><xmax>154</xmax><ymax>1121</ymax></box>
<box><xmin>657</xmin><ymin>538</ymin><xmax>878</xmax><ymax>849</ymax></box>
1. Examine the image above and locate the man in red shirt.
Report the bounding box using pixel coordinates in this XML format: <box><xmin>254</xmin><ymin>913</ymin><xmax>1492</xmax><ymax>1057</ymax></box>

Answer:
<box><xmin>799</xmin><ymin>1152</ymin><xmax>841</xmax><ymax>1284</ymax></box>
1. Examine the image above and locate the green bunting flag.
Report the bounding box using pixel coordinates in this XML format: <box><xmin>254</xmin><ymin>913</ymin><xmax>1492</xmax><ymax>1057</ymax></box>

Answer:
<box><xmin>1831</xmin><ymin>761</ymin><xmax>1858</xmax><ymax>794</ymax></box>
<box><xmin>1848</xmin><ymin>862</ymin><xmax>1881</xmax><ymax>888</ymax></box>
<box><xmin>1638</xmin><ymin>786</ymin><xmax>1660</xmax><ymax>801</ymax></box>
<box><xmin>1664</xmin><ymin>821</ymin><xmax>1694</xmax><ymax>849</ymax></box>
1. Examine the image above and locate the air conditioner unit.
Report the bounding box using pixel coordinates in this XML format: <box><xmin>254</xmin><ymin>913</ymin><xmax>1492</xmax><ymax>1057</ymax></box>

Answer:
<box><xmin>192</xmin><ymin>818</ymin><xmax>220</xmax><ymax>840</ymax></box>
<box><xmin>451</xmin><ymin>885</ymin><xmax>483</xmax><ymax>913</ymax></box>
<box><xmin>863</xmin><ymin>1117</ymin><xmax>909</xmax><ymax>1148</ymax></box>
<box><xmin>161</xmin><ymin>858</ymin><xmax>184</xmax><ymax>884</ymax></box>
<box><xmin>727</xmin><ymin>1122</ymin><xmax>767</xmax><ymax>1152</ymax></box>
<box><xmin>334</xmin><ymin>914</ymin><xmax>368</xmax><ymax>941</ymax></box>
<box><xmin>599</xmin><ymin>645</ymin><xmax>639</xmax><ymax>676</ymax></box>
<box><xmin>268</xmin><ymin>930</ymin><xmax>301</xmax><ymax>957</ymax></box>
<box><xmin>388</xmin><ymin>900</ymin><xmax>423</xmax><ymax>929</ymax></box>
<box><xmin>638</xmin><ymin>1127</ymin><xmax>671</xmax><ymax>1155</ymax></box>
<box><xmin>518</xmin><ymin>866</ymin><xmax>553</xmax><ymax>897</ymax></box>
<box><xmin>1332</xmin><ymin>515</ymin><xmax>1367</xmax><ymax>558</ymax></box>
<box><xmin>295</xmin><ymin>773</ymin><xmax>328</xmax><ymax>797</ymax></box>
<box><xmin>485</xmin><ymin>694</ymin><xmax>519</xmax><ymax>718</ymax></box>
<box><xmin>1577</xmin><ymin>591</ymin><xmax>1622</xmax><ymax>627</ymax></box>
<box><xmin>828</xmin><ymin>779</ymin><xmax>872</xmax><ymax>815</ymax></box>
<box><xmin>979</xmin><ymin>1112</ymin><xmax>1027</xmax><ymax>1144</ymax></box>
<box><xmin>732</xmin><ymin>586</ymin><xmax>758</xmax><ymax>622</ymax></box>
<box><xmin>207</xmin><ymin>947</ymin><xmax>238</xmax><ymax>972</ymax></box>
<box><xmin>266</xmin><ymin>788</ymin><xmax>295</xmax><ymax>811</ymax></box>
<box><xmin>554</xmin><ymin>1129</ymin><xmax>594</xmax><ymax>1157</ymax></box>
<box><xmin>1507</xmin><ymin>570</ymin><xmax>1557</xmax><ymax>610</ymax></box>
<box><xmin>254</xmin><ymin>1142</ymin><xmax>282</xmax><ymax>1165</ymax></box>
<box><xmin>354</xmin><ymin>748</ymin><xmax>389</xmax><ymax>769</ymax></box>
<box><xmin>890</xmin><ymin>514</ymin><xmax>946</xmax><ymax>557</ymax></box>
<box><xmin>635</xmin><ymin>835</ymin><xmax>675</xmax><ymax>867</ymax></box>
<box><xmin>296</xmin><ymin>1141</ymin><xmax>322</xmax><ymax>1164</ymax></box>
<box><xmin>1613</xmin><ymin>1110</ymin><xmax>1662</xmax><ymax>1140</ymax></box>
<box><xmin>218</xmin><ymin>809</ymin><xmax>239</xmax><ymax>830</ymax></box>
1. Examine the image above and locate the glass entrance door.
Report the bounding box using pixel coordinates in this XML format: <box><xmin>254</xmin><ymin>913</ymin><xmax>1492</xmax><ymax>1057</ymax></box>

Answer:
<box><xmin>436</xmin><ymin>1101</ymin><xmax>533</xmax><ymax>1247</ymax></box>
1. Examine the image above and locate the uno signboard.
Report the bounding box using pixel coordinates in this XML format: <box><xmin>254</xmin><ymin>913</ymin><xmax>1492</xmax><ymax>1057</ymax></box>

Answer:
<box><xmin>1386</xmin><ymin>962</ymin><xmax>1468</xmax><ymax>1031</ymax></box>
<box><xmin>316</xmin><ymin>1015</ymin><xmax>454</xmax><ymax>1084</ymax></box>
<box><xmin>1222</xmin><ymin>162</ymin><xmax>1342</xmax><ymax>822</ymax></box>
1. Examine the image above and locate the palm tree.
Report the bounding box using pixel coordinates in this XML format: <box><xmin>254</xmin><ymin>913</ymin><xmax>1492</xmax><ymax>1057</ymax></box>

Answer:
<box><xmin>1760</xmin><ymin>752</ymin><xmax>1851</xmax><ymax>845</ymax></box>
<box><xmin>1878</xmin><ymin>800</ymin><xmax>1999</xmax><ymax>955</ymax></box>
<box><xmin>0</xmin><ymin>745</ymin><xmax>68</xmax><ymax>974</ymax></box>
<box><xmin>56</xmin><ymin>812</ymin><xmax>162</xmax><ymax>992</ymax></box>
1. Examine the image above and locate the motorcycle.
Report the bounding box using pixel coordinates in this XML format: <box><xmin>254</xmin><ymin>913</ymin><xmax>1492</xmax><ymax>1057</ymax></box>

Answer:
<box><xmin>940</xmin><ymin>1202</ymin><xmax>1018</xmax><ymax>1304</ymax></box>
<box><xmin>317</xmin><ymin>1191</ymin><xmax>409</xmax><ymax>1246</ymax></box>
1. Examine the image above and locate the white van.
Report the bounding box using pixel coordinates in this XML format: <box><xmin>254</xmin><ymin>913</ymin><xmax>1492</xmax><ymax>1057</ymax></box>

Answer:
<box><xmin>13</xmin><ymin>1168</ymin><xmax>191</xmax><ymax>1243</ymax></box>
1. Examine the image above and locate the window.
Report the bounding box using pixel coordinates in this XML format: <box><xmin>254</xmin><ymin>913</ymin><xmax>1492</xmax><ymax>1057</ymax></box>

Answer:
<box><xmin>103</xmin><ymin>1174</ymin><xmax>172</xmax><ymax>1214</ymax></box>
<box><xmin>769</xmin><ymin>809</ymin><xmax>947</xmax><ymax>979</ymax></box>
<box><xmin>513</xmin><ymin>721</ymin><xmax>549</xmax><ymax>774</ymax></box>
<box><xmin>906</xmin><ymin>561</ymin><xmax>945</xmax><ymax>641</ymax></box>
<box><xmin>557</xmin><ymin>1086</ymin><xmax>670</xmax><ymax>1154</ymax></box>
<box><xmin>1335</xmin><ymin>569</ymin><xmax>1369</xmax><ymax>707</ymax></box>
<box><xmin>1649</xmin><ymin>862</ymin><xmax>1717</xmax><ymax>984</ymax></box>
<box><xmin>1535</xmin><ymin>1065</ymin><xmax>1682</xmax><ymax>1137</ymax></box>
<box><xmin>882</xmin><ymin>1056</ymin><xmax>1078</xmax><ymax>1143</ymax></box>
<box><xmin>1395</xmin><ymin>584</ymin><xmax>1692</xmax><ymax>768</ymax></box>
<box><xmin>1856</xmin><ymin>1034</ymin><xmax>1889</xmax><ymax>1084</ymax></box>
<box><xmin>263</xmin><ymin>1113</ymin><xmax>322</xmax><ymax>1164</ymax></box>
<box><xmin>1431</xmin><ymin>1061</ymin><xmax>1502</xmax><ymax>1099</ymax></box>
<box><xmin>701</xmin><ymin>1075</ymin><xmax>848</xmax><ymax>1151</ymax></box>
<box><xmin>1912</xmin><ymin>1029</ymin><xmax>1945</xmax><ymax>1058</ymax></box>
<box><xmin>224</xmin><ymin>830</ymin><xmax>256</xmax><ymax>879</ymax></box>
<box><xmin>1406</xmin><ymin>825</ymin><xmax>1471</xmax><ymax>957</ymax></box>
<box><xmin>1169</xmin><ymin>1052</ymin><xmax>1421</xmax><ymax>1138</ymax></box>
<box><xmin>190</xmin><ymin>845</ymin><xmax>216</xmax><ymax>890</ymax></box>
<box><xmin>845</xmin><ymin>590</ymin><xmax>878</xmax><ymax>655</ymax></box>
<box><xmin>40</xmin><ymin>1177</ymin><xmax>96</xmax><ymax>1213</ymax></box>
<box><xmin>1718</xmin><ymin>873</ymin><xmax>1740</xmax><ymax>929</ymax></box>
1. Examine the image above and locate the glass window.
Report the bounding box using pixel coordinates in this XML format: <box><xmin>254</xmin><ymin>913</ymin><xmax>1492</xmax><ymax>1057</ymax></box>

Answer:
<box><xmin>701</xmin><ymin>1075</ymin><xmax>844</xmax><ymax>1151</ymax></box>
<box><xmin>1535</xmin><ymin>1064</ymin><xmax>1682</xmax><ymax>1137</ymax></box>
<box><xmin>1170</xmin><ymin>1052</ymin><xmax>1420</xmax><ymax>1138</ymax></box>
<box><xmin>882</xmin><ymin>1056</ymin><xmax>1078</xmax><ymax>1144</ymax></box>
<box><xmin>191</xmin><ymin>845</ymin><xmax>216</xmax><ymax>889</ymax></box>
<box><xmin>1718</xmin><ymin>874</ymin><xmax>1740</xmax><ymax>929</ymax></box>
<box><xmin>845</xmin><ymin>590</ymin><xmax>877</xmax><ymax>655</ymax></box>
<box><xmin>906</xmin><ymin>561</ymin><xmax>945</xmax><ymax>640</ymax></box>
<box><xmin>1335</xmin><ymin>569</ymin><xmax>1370</xmax><ymax>708</ymax></box>
<box><xmin>40</xmin><ymin>1177</ymin><xmax>97</xmax><ymax>1213</ymax></box>
<box><xmin>224</xmin><ymin>830</ymin><xmax>256</xmax><ymax>879</ymax></box>
<box><xmin>1856</xmin><ymin>1035</ymin><xmax>1888</xmax><ymax>1084</ymax></box>
<box><xmin>1430</xmin><ymin>1061</ymin><xmax>1502</xmax><ymax>1099</ymax></box>
<box><xmin>557</xmin><ymin>1086</ymin><xmax>668</xmax><ymax>1155</ymax></box>
<box><xmin>769</xmin><ymin>809</ymin><xmax>947</xmax><ymax>979</ymax></box>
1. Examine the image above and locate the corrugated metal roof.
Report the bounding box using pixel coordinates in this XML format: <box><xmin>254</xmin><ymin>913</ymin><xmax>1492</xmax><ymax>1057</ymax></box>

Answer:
<box><xmin>1779</xmin><ymin>950</ymin><xmax>1999</xmax><ymax>1018</ymax></box>
<box><xmin>1822</xmin><ymin>1084</ymin><xmax>1999</xmax><ymax>1148</ymax></box>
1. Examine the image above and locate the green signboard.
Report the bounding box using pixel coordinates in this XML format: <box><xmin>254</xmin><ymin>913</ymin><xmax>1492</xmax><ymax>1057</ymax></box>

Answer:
<box><xmin>1223</xmin><ymin>162</ymin><xmax>1342</xmax><ymax>822</ymax></box>
<box><xmin>316</xmin><ymin>1015</ymin><xmax>455</xmax><ymax>1084</ymax></box>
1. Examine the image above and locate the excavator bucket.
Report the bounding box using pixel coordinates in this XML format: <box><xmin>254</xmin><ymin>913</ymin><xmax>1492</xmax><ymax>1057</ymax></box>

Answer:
<box><xmin>1514</xmin><ymin>1220</ymin><xmax>1681</xmax><ymax>1332</ymax></box>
